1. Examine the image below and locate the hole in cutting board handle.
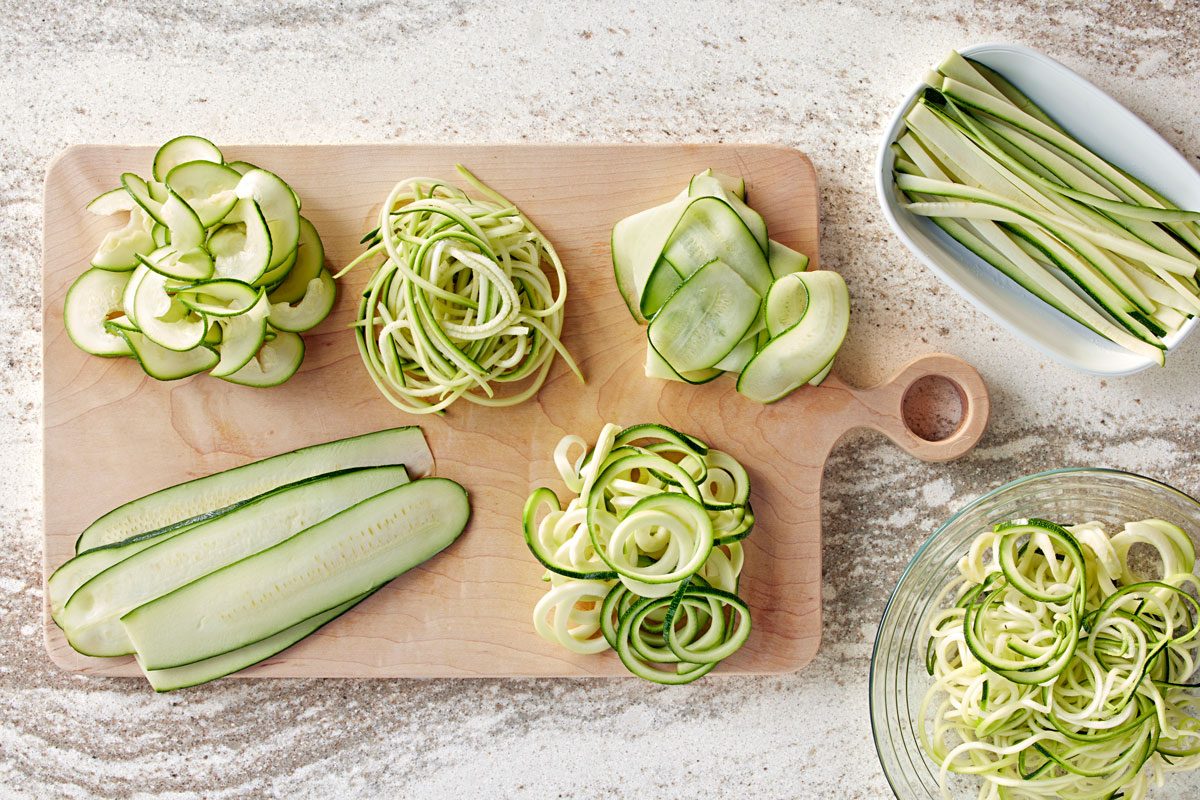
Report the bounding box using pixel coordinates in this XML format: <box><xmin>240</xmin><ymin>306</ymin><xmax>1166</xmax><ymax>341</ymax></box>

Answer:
<box><xmin>901</xmin><ymin>374</ymin><xmax>966</xmax><ymax>443</ymax></box>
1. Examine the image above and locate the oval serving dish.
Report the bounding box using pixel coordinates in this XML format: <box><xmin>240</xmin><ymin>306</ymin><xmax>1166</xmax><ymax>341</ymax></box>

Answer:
<box><xmin>876</xmin><ymin>42</ymin><xmax>1200</xmax><ymax>376</ymax></box>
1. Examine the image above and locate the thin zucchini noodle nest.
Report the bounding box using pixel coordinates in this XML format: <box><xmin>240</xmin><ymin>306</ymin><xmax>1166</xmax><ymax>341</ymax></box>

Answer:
<box><xmin>338</xmin><ymin>165</ymin><xmax>582</xmax><ymax>414</ymax></box>
<box><xmin>922</xmin><ymin>517</ymin><xmax>1200</xmax><ymax>799</ymax></box>
<box><xmin>522</xmin><ymin>422</ymin><xmax>755</xmax><ymax>684</ymax></box>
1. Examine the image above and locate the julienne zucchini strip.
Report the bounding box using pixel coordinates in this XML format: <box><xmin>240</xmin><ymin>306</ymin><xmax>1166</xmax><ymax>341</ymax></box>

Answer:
<box><xmin>337</xmin><ymin>165</ymin><xmax>583</xmax><ymax>415</ymax></box>
<box><xmin>921</xmin><ymin>516</ymin><xmax>1200</xmax><ymax>798</ymax></box>
<box><xmin>891</xmin><ymin>52</ymin><xmax>1200</xmax><ymax>364</ymax></box>
<box><xmin>524</xmin><ymin>422</ymin><xmax>752</xmax><ymax>683</ymax></box>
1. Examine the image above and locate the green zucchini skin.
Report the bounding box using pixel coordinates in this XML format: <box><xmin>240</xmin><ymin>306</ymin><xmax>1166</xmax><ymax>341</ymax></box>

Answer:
<box><xmin>74</xmin><ymin>426</ymin><xmax>433</xmax><ymax>553</ymax></box>
<box><xmin>59</xmin><ymin>466</ymin><xmax>412</xmax><ymax>658</ymax></box>
<box><xmin>123</xmin><ymin>478</ymin><xmax>470</xmax><ymax>671</ymax></box>
<box><xmin>139</xmin><ymin>592</ymin><xmax>374</xmax><ymax>692</ymax></box>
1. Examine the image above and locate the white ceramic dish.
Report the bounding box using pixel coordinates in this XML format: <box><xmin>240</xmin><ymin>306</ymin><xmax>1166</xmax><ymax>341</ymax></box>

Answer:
<box><xmin>876</xmin><ymin>42</ymin><xmax>1200</xmax><ymax>375</ymax></box>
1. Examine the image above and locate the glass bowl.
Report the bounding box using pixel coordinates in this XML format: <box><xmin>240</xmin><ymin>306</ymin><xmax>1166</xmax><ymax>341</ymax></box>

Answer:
<box><xmin>870</xmin><ymin>467</ymin><xmax>1200</xmax><ymax>799</ymax></box>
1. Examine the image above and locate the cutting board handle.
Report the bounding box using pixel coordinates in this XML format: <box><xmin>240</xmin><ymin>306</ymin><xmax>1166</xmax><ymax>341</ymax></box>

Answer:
<box><xmin>822</xmin><ymin>352</ymin><xmax>989</xmax><ymax>463</ymax></box>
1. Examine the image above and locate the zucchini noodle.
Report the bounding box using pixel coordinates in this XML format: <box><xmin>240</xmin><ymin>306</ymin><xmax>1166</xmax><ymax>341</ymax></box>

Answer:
<box><xmin>338</xmin><ymin>165</ymin><xmax>582</xmax><ymax>414</ymax></box>
<box><xmin>523</xmin><ymin>422</ymin><xmax>754</xmax><ymax>683</ymax></box>
<box><xmin>922</xmin><ymin>517</ymin><xmax>1200</xmax><ymax>799</ymax></box>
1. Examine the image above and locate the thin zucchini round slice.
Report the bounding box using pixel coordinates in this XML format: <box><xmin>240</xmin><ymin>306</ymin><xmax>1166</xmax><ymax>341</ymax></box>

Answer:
<box><xmin>87</xmin><ymin>187</ymin><xmax>136</xmax><ymax>217</ymax></box>
<box><xmin>236</xmin><ymin>168</ymin><xmax>299</xmax><ymax>269</ymax></box>
<box><xmin>267</xmin><ymin>269</ymin><xmax>335</xmax><ymax>333</ymax></box>
<box><xmin>118</xmin><ymin>329</ymin><xmax>217</xmax><ymax>380</ymax></box>
<box><xmin>267</xmin><ymin>217</ymin><xmax>324</xmax><ymax>303</ymax></box>
<box><xmin>218</xmin><ymin>329</ymin><xmax>303</xmax><ymax>387</ymax></box>
<box><xmin>152</xmin><ymin>135</ymin><xmax>223</xmax><ymax>183</ymax></box>
<box><xmin>209</xmin><ymin>312</ymin><xmax>268</xmax><ymax>378</ymax></box>
<box><xmin>165</xmin><ymin>160</ymin><xmax>240</xmax><ymax>227</ymax></box>
<box><xmin>132</xmin><ymin>268</ymin><xmax>207</xmax><ymax>352</ymax></box>
<box><xmin>209</xmin><ymin>199</ymin><xmax>272</xmax><ymax>283</ymax></box>
<box><xmin>90</xmin><ymin>207</ymin><xmax>154</xmax><ymax>271</ymax></box>
<box><xmin>120</xmin><ymin>172</ymin><xmax>167</xmax><ymax>225</ymax></box>
<box><xmin>176</xmin><ymin>279</ymin><xmax>261</xmax><ymax>317</ymax></box>
<box><xmin>136</xmin><ymin>245</ymin><xmax>214</xmax><ymax>283</ymax></box>
<box><xmin>64</xmin><ymin>269</ymin><xmax>133</xmax><ymax>357</ymax></box>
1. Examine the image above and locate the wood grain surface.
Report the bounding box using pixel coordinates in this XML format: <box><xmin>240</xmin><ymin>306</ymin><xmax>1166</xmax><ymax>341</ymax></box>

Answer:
<box><xmin>42</xmin><ymin>143</ymin><xmax>988</xmax><ymax>678</ymax></box>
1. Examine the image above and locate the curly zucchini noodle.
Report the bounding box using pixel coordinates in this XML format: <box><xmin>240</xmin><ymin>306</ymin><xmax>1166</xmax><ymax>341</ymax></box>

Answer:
<box><xmin>922</xmin><ymin>517</ymin><xmax>1200</xmax><ymax>799</ymax></box>
<box><xmin>337</xmin><ymin>165</ymin><xmax>582</xmax><ymax>414</ymax></box>
<box><xmin>523</xmin><ymin>422</ymin><xmax>754</xmax><ymax>684</ymax></box>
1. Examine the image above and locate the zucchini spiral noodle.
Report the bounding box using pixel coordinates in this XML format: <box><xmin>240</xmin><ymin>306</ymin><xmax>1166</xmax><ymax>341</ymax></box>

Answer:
<box><xmin>922</xmin><ymin>517</ymin><xmax>1200</xmax><ymax>799</ymax></box>
<box><xmin>523</xmin><ymin>422</ymin><xmax>754</xmax><ymax>684</ymax></box>
<box><xmin>337</xmin><ymin>165</ymin><xmax>582</xmax><ymax>414</ymax></box>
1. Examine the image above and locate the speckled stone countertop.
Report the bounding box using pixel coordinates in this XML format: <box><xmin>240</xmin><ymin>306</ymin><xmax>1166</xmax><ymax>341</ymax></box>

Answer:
<box><xmin>3</xmin><ymin>2</ymin><xmax>1199</xmax><ymax>798</ymax></box>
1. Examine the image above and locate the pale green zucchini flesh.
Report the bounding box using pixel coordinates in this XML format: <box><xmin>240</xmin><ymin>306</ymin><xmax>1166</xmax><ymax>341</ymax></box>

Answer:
<box><xmin>74</xmin><ymin>426</ymin><xmax>433</xmax><ymax>552</ymax></box>
<box><xmin>139</xmin><ymin>593</ymin><xmax>371</xmax><ymax>692</ymax></box>
<box><xmin>647</xmin><ymin>259</ymin><xmax>761</xmax><ymax>373</ymax></box>
<box><xmin>737</xmin><ymin>271</ymin><xmax>850</xmax><ymax>403</ymax></box>
<box><xmin>59</xmin><ymin>466</ymin><xmax>411</xmax><ymax>658</ymax></box>
<box><xmin>123</xmin><ymin>477</ymin><xmax>470</xmax><ymax>670</ymax></box>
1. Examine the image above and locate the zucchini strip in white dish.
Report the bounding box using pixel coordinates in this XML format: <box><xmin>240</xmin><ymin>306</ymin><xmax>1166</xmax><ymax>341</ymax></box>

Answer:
<box><xmin>892</xmin><ymin>52</ymin><xmax>1200</xmax><ymax>364</ymax></box>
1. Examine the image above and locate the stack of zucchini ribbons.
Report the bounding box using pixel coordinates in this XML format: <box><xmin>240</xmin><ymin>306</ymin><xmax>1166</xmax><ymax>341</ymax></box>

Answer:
<box><xmin>891</xmin><ymin>52</ymin><xmax>1200</xmax><ymax>364</ymax></box>
<box><xmin>48</xmin><ymin>428</ymin><xmax>469</xmax><ymax>691</ymax></box>
<box><xmin>612</xmin><ymin>169</ymin><xmax>850</xmax><ymax>402</ymax></box>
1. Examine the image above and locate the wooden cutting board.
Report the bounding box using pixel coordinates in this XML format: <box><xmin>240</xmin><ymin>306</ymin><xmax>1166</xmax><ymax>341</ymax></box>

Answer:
<box><xmin>42</xmin><ymin>143</ymin><xmax>989</xmax><ymax>679</ymax></box>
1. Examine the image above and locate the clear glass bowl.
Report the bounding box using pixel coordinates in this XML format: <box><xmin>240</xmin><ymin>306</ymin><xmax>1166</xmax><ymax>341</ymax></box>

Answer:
<box><xmin>869</xmin><ymin>467</ymin><xmax>1200</xmax><ymax>799</ymax></box>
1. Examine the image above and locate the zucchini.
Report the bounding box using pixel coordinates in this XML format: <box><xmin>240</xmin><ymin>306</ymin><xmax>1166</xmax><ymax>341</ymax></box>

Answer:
<box><xmin>767</xmin><ymin>239</ymin><xmax>809</xmax><ymax>278</ymax></box>
<box><xmin>267</xmin><ymin>270</ymin><xmax>335</xmax><ymax>333</ymax></box>
<box><xmin>164</xmin><ymin>160</ymin><xmax>240</xmax><ymax>228</ymax></box>
<box><xmin>118</xmin><ymin>329</ymin><xmax>218</xmax><ymax>381</ymax></box>
<box><xmin>210</xmin><ymin>198</ymin><xmax>272</xmax><ymax>283</ymax></box>
<box><xmin>218</xmin><ymin>329</ymin><xmax>303</xmax><ymax>387</ymax></box>
<box><xmin>526</xmin><ymin>423</ymin><xmax>754</xmax><ymax>683</ymax></box>
<box><xmin>737</xmin><ymin>271</ymin><xmax>850</xmax><ymax>403</ymax></box>
<box><xmin>176</xmin><ymin>279</ymin><xmax>262</xmax><ymax>317</ymax></box>
<box><xmin>74</xmin><ymin>426</ymin><xmax>433</xmax><ymax>552</ymax></box>
<box><xmin>208</xmin><ymin>310</ymin><xmax>268</xmax><ymax>378</ymax></box>
<box><xmin>892</xmin><ymin>53</ymin><xmax>1200</xmax><ymax>364</ymax></box>
<box><xmin>267</xmin><ymin>217</ymin><xmax>324</xmax><ymax>304</ymax></box>
<box><xmin>235</xmin><ymin>168</ymin><xmax>299</xmax><ymax>269</ymax></box>
<box><xmin>152</xmin><ymin>135</ymin><xmax>222</xmax><ymax>183</ymax></box>
<box><xmin>91</xmin><ymin>206</ymin><xmax>154</xmax><ymax>271</ymax></box>
<box><xmin>123</xmin><ymin>477</ymin><xmax>470</xmax><ymax>670</ymax></box>
<box><xmin>63</xmin><ymin>269</ymin><xmax>133</xmax><ymax>357</ymax></box>
<box><xmin>139</xmin><ymin>593</ymin><xmax>372</xmax><ymax>691</ymax></box>
<box><xmin>647</xmin><ymin>259</ymin><xmax>760</xmax><ymax>372</ymax></box>
<box><xmin>59</xmin><ymin>466</ymin><xmax>411</xmax><ymax>657</ymax></box>
<box><xmin>655</xmin><ymin>196</ymin><xmax>772</xmax><ymax>314</ymax></box>
<box><xmin>612</xmin><ymin>170</ymin><xmax>836</xmax><ymax>402</ymax></box>
<box><xmin>87</xmin><ymin>187</ymin><xmax>136</xmax><ymax>217</ymax></box>
<box><xmin>67</xmin><ymin>137</ymin><xmax>326</xmax><ymax>387</ymax></box>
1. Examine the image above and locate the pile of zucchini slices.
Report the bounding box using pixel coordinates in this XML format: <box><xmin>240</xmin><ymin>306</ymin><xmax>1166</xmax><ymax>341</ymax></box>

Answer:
<box><xmin>612</xmin><ymin>169</ymin><xmax>850</xmax><ymax>403</ymax></box>
<box><xmin>65</xmin><ymin>135</ymin><xmax>334</xmax><ymax>386</ymax></box>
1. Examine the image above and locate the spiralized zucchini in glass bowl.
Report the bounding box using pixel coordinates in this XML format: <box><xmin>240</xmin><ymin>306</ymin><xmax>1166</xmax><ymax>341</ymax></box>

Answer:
<box><xmin>870</xmin><ymin>468</ymin><xmax>1200</xmax><ymax>799</ymax></box>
